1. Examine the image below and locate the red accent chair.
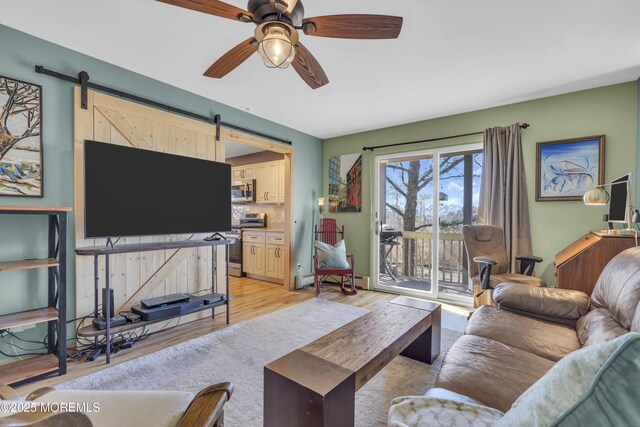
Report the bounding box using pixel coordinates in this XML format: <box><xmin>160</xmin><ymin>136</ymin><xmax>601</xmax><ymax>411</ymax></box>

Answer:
<box><xmin>313</xmin><ymin>218</ymin><xmax>357</xmax><ymax>296</ymax></box>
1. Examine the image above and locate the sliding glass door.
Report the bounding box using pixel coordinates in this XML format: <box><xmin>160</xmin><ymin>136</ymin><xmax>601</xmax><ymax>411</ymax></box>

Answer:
<box><xmin>373</xmin><ymin>144</ymin><xmax>482</xmax><ymax>305</ymax></box>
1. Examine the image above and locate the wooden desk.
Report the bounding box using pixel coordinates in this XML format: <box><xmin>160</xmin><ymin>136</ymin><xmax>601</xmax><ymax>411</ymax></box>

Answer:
<box><xmin>264</xmin><ymin>297</ymin><xmax>441</xmax><ymax>427</ymax></box>
<box><xmin>555</xmin><ymin>230</ymin><xmax>636</xmax><ymax>295</ymax></box>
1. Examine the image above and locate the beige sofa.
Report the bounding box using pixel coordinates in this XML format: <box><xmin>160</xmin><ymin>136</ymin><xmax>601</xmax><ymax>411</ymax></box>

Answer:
<box><xmin>434</xmin><ymin>246</ymin><xmax>640</xmax><ymax>413</ymax></box>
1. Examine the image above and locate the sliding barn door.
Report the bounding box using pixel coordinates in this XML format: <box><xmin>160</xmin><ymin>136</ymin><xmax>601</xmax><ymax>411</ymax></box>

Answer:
<box><xmin>73</xmin><ymin>88</ymin><xmax>226</xmax><ymax>321</ymax></box>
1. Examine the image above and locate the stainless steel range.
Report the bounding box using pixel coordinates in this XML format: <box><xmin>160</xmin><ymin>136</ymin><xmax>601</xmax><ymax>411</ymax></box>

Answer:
<box><xmin>227</xmin><ymin>213</ymin><xmax>267</xmax><ymax>277</ymax></box>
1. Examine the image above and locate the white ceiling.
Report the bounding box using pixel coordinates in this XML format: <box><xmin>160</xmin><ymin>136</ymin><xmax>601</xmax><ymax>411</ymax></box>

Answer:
<box><xmin>2</xmin><ymin>1</ymin><xmax>640</xmax><ymax>139</ymax></box>
<box><xmin>225</xmin><ymin>139</ymin><xmax>264</xmax><ymax>158</ymax></box>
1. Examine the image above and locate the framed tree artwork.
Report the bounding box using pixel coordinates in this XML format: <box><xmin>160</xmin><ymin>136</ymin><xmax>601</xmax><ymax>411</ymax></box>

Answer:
<box><xmin>0</xmin><ymin>75</ymin><xmax>43</xmax><ymax>197</ymax></box>
<box><xmin>536</xmin><ymin>135</ymin><xmax>605</xmax><ymax>201</ymax></box>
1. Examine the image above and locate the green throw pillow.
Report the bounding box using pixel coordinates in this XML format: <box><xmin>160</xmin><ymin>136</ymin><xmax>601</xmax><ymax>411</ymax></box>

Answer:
<box><xmin>314</xmin><ymin>240</ymin><xmax>350</xmax><ymax>269</ymax></box>
<box><xmin>498</xmin><ymin>332</ymin><xmax>640</xmax><ymax>427</ymax></box>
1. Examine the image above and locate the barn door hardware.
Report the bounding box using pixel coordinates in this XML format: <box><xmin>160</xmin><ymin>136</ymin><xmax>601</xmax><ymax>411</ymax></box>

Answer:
<box><xmin>78</xmin><ymin>71</ymin><xmax>89</xmax><ymax>109</ymax></box>
<box><xmin>34</xmin><ymin>65</ymin><xmax>292</xmax><ymax>145</ymax></box>
<box><xmin>214</xmin><ymin>114</ymin><xmax>221</xmax><ymax>142</ymax></box>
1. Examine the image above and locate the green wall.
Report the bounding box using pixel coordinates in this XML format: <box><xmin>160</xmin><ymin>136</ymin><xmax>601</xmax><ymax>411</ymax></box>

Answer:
<box><xmin>0</xmin><ymin>24</ymin><xmax>322</xmax><ymax>359</ymax></box>
<box><xmin>323</xmin><ymin>82</ymin><xmax>638</xmax><ymax>286</ymax></box>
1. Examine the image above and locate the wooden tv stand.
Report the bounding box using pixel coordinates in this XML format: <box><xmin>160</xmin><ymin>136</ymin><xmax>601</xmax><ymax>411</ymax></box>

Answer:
<box><xmin>75</xmin><ymin>239</ymin><xmax>233</xmax><ymax>364</ymax></box>
<box><xmin>555</xmin><ymin>230</ymin><xmax>637</xmax><ymax>295</ymax></box>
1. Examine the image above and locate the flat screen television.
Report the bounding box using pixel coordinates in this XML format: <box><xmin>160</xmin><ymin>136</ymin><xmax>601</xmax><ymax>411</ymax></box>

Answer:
<box><xmin>608</xmin><ymin>173</ymin><xmax>631</xmax><ymax>224</ymax></box>
<box><xmin>84</xmin><ymin>140</ymin><xmax>231</xmax><ymax>238</ymax></box>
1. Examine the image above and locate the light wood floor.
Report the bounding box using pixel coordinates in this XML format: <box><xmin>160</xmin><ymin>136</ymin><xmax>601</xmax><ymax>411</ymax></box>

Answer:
<box><xmin>14</xmin><ymin>277</ymin><xmax>393</xmax><ymax>394</ymax></box>
<box><xmin>15</xmin><ymin>277</ymin><xmax>469</xmax><ymax>395</ymax></box>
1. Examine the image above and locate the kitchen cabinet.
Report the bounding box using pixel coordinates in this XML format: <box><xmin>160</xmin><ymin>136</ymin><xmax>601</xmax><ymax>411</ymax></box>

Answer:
<box><xmin>243</xmin><ymin>231</ymin><xmax>285</xmax><ymax>282</ymax></box>
<box><xmin>265</xmin><ymin>244</ymin><xmax>279</xmax><ymax>279</ymax></box>
<box><xmin>242</xmin><ymin>243</ymin><xmax>254</xmax><ymax>273</ymax></box>
<box><xmin>243</xmin><ymin>242</ymin><xmax>265</xmax><ymax>276</ymax></box>
<box><xmin>266</xmin><ymin>232</ymin><xmax>285</xmax><ymax>280</ymax></box>
<box><xmin>256</xmin><ymin>161</ymin><xmax>280</xmax><ymax>204</ymax></box>
<box><xmin>232</xmin><ymin>165</ymin><xmax>256</xmax><ymax>181</ymax></box>
<box><xmin>233</xmin><ymin>160</ymin><xmax>286</xmax><ymax>204</ymax></box>
<box><xmin>243</xmin><ymin>232</ymin><xmax>265</xmax><ymax>276</ymax></box>
<box><xmin>253</xmin><ymin>244</ymin><xmax>265</xmax><ymax>276</ymax></box>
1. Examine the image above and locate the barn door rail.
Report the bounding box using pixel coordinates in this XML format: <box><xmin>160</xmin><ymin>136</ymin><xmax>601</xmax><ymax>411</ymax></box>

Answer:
<box><xmin>34</xmin><ymin>65</ymin><xmax>292</xmax><ymax>145</ymax></box>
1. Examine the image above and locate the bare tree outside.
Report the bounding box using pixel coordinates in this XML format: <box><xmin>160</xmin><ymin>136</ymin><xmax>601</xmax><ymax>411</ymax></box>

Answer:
<box><xmin>383</xmin><ymin>152</ymin><xmax>482</xmax><ymax>277</ymax></box>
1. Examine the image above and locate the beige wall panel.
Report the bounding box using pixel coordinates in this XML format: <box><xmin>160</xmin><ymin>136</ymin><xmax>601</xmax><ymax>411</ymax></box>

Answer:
<box><xmin>74</xmin><ymin>89</ymin><xmax>225</xmax><ymax>324</ymax></box>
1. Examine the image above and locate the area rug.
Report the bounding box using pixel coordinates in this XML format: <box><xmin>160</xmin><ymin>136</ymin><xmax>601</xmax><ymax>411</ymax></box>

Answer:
<box><xmin>58</xmin><ymin>299</ymin><xmax>463</xmax><ymax>426</ymax></box>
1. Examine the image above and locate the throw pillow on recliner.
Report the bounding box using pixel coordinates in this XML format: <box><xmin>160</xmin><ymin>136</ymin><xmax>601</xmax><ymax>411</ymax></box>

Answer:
<box><xmin>314</xmin><ymin>240</ymin><xmax>350</xmax><ymax>269</ymax></box>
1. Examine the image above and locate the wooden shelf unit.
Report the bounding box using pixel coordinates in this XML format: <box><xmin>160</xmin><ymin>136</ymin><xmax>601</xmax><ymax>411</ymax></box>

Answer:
<box><xmin>0</xmin><ymin>354</ymin><xmax>60</xmax><ymax>386</ymax></box>
<box><xmin>0</xmin><ymin>308</ymin><xmax>59</xmax><ymax>330</ymax></box>
<box><xmin>0</xmin><ymin>206</ymin><xmax>69</xmax><ymax>385</ymax></box>
<box><xmin>0</xmin><ymin>258</ymin><xmax>59</xmax><ymax>272</ymax></box>
<box><xmin>0</xmin><ymin>206</ymin><xmax>72</xmax><ymax>212</ymax></box>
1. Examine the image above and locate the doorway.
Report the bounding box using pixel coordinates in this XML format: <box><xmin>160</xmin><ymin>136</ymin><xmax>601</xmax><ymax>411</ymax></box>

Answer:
<box><xmin>373</xmin><ymin>143</ymin><xmax>483</xmax><ymax>306</ymax></box>
<box><xmin>220</xmin><ymin>129</ymin><xmax>296</xmax><ymax>290</ymax></box>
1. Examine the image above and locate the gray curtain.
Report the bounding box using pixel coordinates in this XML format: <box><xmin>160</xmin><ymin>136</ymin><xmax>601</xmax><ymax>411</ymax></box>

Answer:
<box><xmin>478</xmin><ymin>123</ymin><xmax>532</xmax><ymax>272</ymax></box>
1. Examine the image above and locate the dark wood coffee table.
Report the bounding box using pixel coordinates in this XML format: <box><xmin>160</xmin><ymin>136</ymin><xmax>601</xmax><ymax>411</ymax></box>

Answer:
<box><xmin>264</xmin><ymin>296</ymin><xmax>441</xmax><ymax>427</ymax></box>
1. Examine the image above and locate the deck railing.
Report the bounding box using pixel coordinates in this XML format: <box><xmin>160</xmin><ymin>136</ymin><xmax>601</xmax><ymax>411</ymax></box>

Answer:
<box><xmin>383</xmin><ymin>231</ymin><xmax>469</xmax><ymax>286</ymax></box>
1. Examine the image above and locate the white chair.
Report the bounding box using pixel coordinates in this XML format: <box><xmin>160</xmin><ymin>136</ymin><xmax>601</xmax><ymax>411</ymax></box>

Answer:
<box><xmin>0</xmin><ymin>382</ymin><xmax>233</xmax><ymax>427</ymax></box>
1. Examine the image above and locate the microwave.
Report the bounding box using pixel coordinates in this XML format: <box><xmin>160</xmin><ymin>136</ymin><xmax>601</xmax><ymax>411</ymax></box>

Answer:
<box><xmin>231</xmin><ymin>179</ymin><xmax>256</xmax><ymax>203</ymax></box>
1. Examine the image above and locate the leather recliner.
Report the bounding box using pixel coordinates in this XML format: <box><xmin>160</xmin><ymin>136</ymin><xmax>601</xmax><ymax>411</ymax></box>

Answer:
<box><xmin>434</xmin><ymin>245</ymin><xmax>640</xmax><ymax>413</ymax></box>
<box><xmin>462</xmin><ymin>225</ymin><xmax>546</xmax><ymax>307</ymax></box>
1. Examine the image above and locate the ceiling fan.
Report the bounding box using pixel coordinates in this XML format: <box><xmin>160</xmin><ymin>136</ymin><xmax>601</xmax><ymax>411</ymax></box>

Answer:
<box><xmin>157</xmin><ymin>0</ymin><xmax>403</xmax><ymax>89</ymax></box>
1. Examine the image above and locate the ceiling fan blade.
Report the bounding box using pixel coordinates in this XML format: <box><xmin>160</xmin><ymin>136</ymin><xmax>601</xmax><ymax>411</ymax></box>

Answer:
<box><xmin>204</xmin><ymin>38</ymin><xmax>258</xmax><ymax>78</ymax></box>
<box><xmin>302</xmin><ymin>14</ymin><xmax>403</xmax><ymax>39</ymax></box>
<box><xmin>292</xmin><ymin>42</ymin><xmax>329</xmax><ymax>89</ymax></box>
<box><xmin>157</xmin><ymin>0</ymin><xmax>252</xmax><ymax>22</ymax></box>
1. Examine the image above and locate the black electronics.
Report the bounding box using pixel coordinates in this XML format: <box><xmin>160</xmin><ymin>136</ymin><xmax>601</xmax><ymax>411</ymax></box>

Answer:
<box><xmin>608</xmin><ymin>174</ymin><xmax>631</xmax><ymax>224</ymax></box>
<box><xmin>203</xmin><ymin>293</ymin><xmax>225</xmax><ymax>305</ymax></box>
<box><xmin>84</xmin><ymin>140</ymin><xmax>231</xmax><ymax>238</ymax></box>
<box><xmin>119</xmin><ymin>341</ymin><xmax>134</xmax><ymax>350</ymax></box>
<box><xmin>92</xmin><ymin>315</ymin><xmax>126</xmax><ymax>331</ymax></box>
<box><xmin>123</xmin><ymin>312</ymin><xmax>141</xmax><ymax>324</ymax></box>
<box><xmin>131</xmin><ymin>297</ymin><xmax>205</xmax><ymax>322</ymax></box>
<box><xmin>86</xmin><ymin>347</ymin><xmax>102</xmax><ymax>362</ymax></box>
<box><xmin>92</xmin><ymin>287</ymin><xmax>126</xmax><ymax>330</ymax></box>
<box><xmin>102</xmin><ymin>287</ymin><xmax>115</xmax><ymax>319</ymax></box>
<box><xmin>141</xmin><ymin>293</ymin><xmax>190</xmax><ymax>309</ymax></box>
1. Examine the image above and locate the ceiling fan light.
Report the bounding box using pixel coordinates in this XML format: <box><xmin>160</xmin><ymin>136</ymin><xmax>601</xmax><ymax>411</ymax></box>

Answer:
<box><xmin>257</xmin><ymin>25</ymin><xmax>296</xmax><ymax>69</ymax></box>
